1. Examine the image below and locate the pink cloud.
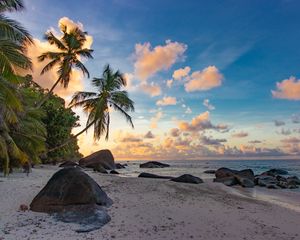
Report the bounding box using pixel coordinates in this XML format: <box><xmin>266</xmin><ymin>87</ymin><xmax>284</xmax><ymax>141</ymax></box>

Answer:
<box><xmin>184</xmin><ymin>66</ymin><xmax>223</xmax><ymax>92</ymax></box>
<box><xmin>272</xmin><ymin>76</ymin><xmax>300</xmax><ymax>100</ymax></box>
<box><xmin>140</xmin><ymin>83</ymin><xmax>161</xmax><ymax>97</ymax></box>
<box><xmin>156</xmin><ymin>96</ymin><xmax>177</xmax><ymax>106</ymax></box>
<box><xmin>134</xmin><ymin>40</ymin><xmax>187</xmax><ymax>81</ymax></box>
<box><xmin>172</xmin><ymin>66</ymin><xmax>191</xmax><ymax>80</ymax></box>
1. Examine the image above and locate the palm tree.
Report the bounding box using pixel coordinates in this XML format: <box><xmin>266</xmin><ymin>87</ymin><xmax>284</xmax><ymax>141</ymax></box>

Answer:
<box><xmin>37</xmin><ymin>24</ymin><xmax>94</xmax><ymax>107</ymax></box>
<box><xmin>48</xmin><ymin>64</ymin><xmax>134</xmax><ymax>152</ymax></box>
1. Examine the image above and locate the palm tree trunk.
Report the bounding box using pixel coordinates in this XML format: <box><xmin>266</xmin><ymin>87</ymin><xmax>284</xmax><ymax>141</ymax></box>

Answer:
<box><xmin>48</xmin><ymin>120</ymin><xmax>95</xmax><ymax>152</ymax></box>
<box><xmin>36</xmin><ymin>78</ymin><xmax>61</xmax><ymax>108</ymax></box>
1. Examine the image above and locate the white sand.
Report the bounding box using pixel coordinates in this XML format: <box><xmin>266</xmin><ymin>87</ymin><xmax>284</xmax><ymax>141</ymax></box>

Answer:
<box><xmin>0</xmin><ymin>166</ymin><xmax>300</xmax><ymax>240</ymax></box>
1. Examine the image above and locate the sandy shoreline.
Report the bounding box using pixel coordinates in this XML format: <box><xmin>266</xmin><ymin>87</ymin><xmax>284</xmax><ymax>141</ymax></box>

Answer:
<box><xmin>1</xmin><ymin>166</ymin><xmax>300</xmax><ymax>240</ymax></box>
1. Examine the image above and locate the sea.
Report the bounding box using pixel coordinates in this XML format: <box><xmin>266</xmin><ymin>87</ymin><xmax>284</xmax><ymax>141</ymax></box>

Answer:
<box><xmin>116</xmin><ymin>159</ymin><xmax>300</xmax><ymax>212</ymax></box>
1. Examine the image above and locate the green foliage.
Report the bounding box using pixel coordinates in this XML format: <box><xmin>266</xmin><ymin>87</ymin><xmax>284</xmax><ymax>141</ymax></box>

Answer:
<box><xmin>70</xmin><ymin>64</ymin><xmax>134</xmax><ymax>141</ymax></box>
<box><xmin>41</xmin><ymin>94</ymin><xmax>82</xmax><ymax>163</ymax></box>
<box><xmin>38</xmin><ymin>24</ymin><xmax>93</xmax><ymax>90</ymax></box>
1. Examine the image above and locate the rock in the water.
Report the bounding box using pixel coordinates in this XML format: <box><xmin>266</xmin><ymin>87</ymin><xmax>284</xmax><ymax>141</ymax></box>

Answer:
<box><xmin>110</xmin><ymin>170</ymin><xmax>119</xmax><ymax>174</ymax></box>
<box><xmin>214</xmin><ymin>168</ymin><xmax>255</xmax><ymax>188</ymax></box>
<box><xmin>79</xmin><ymin>149</ymin><xmax>115</xmax><ymax>170</ymax></box>
<box><xmin>53</xmin><ymin>204</ymin><xmax>111</xmax><ymax>233</ymax></box>
<box><xmin>203</xmin><ymin>170</ymin><xmax>216</xmax><ymax>174</ymax></box>
<box><xmin>139</xmin><ymin>161</ymin><xmax>170</xmax><ymax>168</ymax></box>
<box><xmin>171</xmin><ymin>174</ymin><xmax>203</xmax><ymax>184</ymax></box>
<box><xmin>214</xmin><ymin>176</ymin><xmax>238</xmax><ymax>186</ymax></box>
<box><xmin>261</xmin><ymin>168</ymin><xmax>288</xmax><ymax>176</ymax></box>
<box><xmin>115</xmin><ymin>163</ymin><xmax>126</xmax><ymax>169</ymax></box>
<box><xmin>59</xmin><ymin>161</ymin><xmax>78</xmax><ymax>168</ymax></box>
<box><xmin>30</xmin><ymin>167</ymin><xmax>112</xmax><ymax>213</ymax></box>
<box><xmin>138</xmin><ymin>172</ymin><xmax>173</xmax><ymax>179</ymax></box>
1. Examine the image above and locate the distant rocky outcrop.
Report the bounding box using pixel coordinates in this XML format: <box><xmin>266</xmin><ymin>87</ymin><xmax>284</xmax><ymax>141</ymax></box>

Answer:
<box><xmin>214</xmin><ymin>168</ymin><xmax>255</xmax><ymax>188</ymax></box>
<box><xmin>59</xmin><ymin>160</ymin><xmax>78</xmax><ymax>168</ymax></box>
<box><xmin>171</xmin><ymin>174</ymin><xmax>203</xmax><ymax>184</ymax></box>
<box><xmin>138</xmin><ymin>172</ymin><xmax>173</xmax><ymax>179</ymax></box>
<box><xmin>79</xmin><ymin>149</ymin><xmax>115</xmax><ymax>170</ymax></box>
<box><xmin>139</xmin><ymin>161</ymin><xmax>170</xmax><ymax>168</ymax></box>
<box><xmin>30</xmin><ymin>168</ymin><xmax>112</xmax><ymax>232</ymax></box>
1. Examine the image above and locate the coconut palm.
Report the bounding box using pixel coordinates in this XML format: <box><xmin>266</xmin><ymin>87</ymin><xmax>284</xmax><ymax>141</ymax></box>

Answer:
<box><xmin>0</xmin><ymin>0</ymin><xmax>41</xmax><ymax>176</ymax></box>
<box><xmin>37</xmin><ymin>24</ymin><xmax>93</xmax><ymax>107</ymax></box>
<box><xmin>48</xmin><ymin>64</ymin><xmax>134</xmax><ymax>152</ymax></box>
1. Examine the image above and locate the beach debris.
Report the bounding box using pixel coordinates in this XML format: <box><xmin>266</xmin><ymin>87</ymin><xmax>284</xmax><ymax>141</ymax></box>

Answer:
<box><xmin>214</xmin><ymin>168</ymin><xmax>255</xmax><ymax>188</ymax></box>
<box><xmin>171</xmin><ymin>174</ymin><xmax>203</xmax><ymax>184</ymax></box>
<box><xmin>79</xmin><ymin>149</ymin><xmax>116</xmax><ymax>170</ymax></box>
<box><xmin>138</xmin><ymin>172</ymin><xmax>173</xmax><ymax>179</ymax></box>
<box><xmin>19</xmin><ymin>204</ymin><xmax>29</xmax><ymax>212</ymax></box>
<box><xmin>139</xmin><ymin>161</ymin><xmax>170</xmax><ymax>168</ymax></box>
<box><xmin>110</xmin><ymin>170</ymin><xmax>119</xmax><ymax>174</ymax></box>
<box><xmin>203</xmin><ymin>170</ymin><xmax>216</xmax><ymax>174</ymax></box>
<box><xmin>59</xmin><ymin>160</ymin><xmax>79</xmax><ymax>168</ymax></box>
<box><xmin>30</xmin><ymin>167</ymin><xmax>112</xmax><ymax>232</ymax></box>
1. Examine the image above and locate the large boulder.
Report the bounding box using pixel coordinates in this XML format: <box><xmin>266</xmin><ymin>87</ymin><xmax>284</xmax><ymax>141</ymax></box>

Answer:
<box><xmin>139</xmin><ymin>161</ymin><xmax>170</xmax><ymax>168</ymax></box>
<box><xmin>30</xmin><ymin>167</ymin><xmax>112</xmax><ymax>213</ymax></box>
<box><xmin>138</xmin><ymin>172</ymin><xmax>173</xmax><ymax>179</ymax></box>
<box><xmin>214</xmin><ymin>168</ymin><xmax>255</xmax><ymax>188</ymax></box>
<box><xmin>79</xmin><ymin>149</ymin><xmax>115</xmax><ymax>170</ymax></box>
<box><xmin>171</xmin><ymin>174</ymin><xmax>203</xmax><ymax>184</ymax></box>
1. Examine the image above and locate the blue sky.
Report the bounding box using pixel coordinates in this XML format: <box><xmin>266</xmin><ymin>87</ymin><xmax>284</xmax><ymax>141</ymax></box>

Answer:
<box><xmin>12</xmin><ymin>0</ymin><xmax>300</xmax><ymax>159</ymax></box>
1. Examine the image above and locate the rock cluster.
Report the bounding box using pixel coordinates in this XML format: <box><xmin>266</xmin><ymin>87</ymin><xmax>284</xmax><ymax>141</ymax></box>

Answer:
<box><xmin>139</xmin><ymin>161</ymin><xmax>170</xmax><ymax>168</ymax></box>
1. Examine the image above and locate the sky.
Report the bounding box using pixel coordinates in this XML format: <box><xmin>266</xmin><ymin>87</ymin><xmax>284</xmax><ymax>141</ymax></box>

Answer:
<box><xmin>11</xmin><ymin>0</ymin><xmax>300</xmax><ymax>160</ymax></box>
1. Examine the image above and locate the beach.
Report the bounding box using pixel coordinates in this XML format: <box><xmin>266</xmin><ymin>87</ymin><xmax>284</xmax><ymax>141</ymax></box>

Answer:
<box><xmin>1</xmin><ymin>165</ymin><xmax>300</xmax><ymax>240</ymax></box>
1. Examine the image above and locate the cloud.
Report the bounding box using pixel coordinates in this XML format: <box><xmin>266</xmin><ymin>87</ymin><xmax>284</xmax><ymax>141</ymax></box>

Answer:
<box><xmin>178</xmin><ymin>111</ymin><xmax>228</xmax><ymax>132</ymax></box>
<box><xmin>292</xmin><ymin>114</ymin><xmax>300</xmax><ymax>123</ymax></box>
<box><xmin>26</xmin><ymin>17</ymin><xmax>93</xmax><ymax>100</ymax></box>
<box><xmin>200</xmin><ymin>136</ymin><xmax>227</xmax><ymax>146</ymax></box>
<box><xmin>134</xmin><ymin>40</ymin><xmax>187</xmax><ymax>81</ymax></box>
<box><xmin>203</xmin><ymin>99</ymin><xmax>215</xmax><ymax>111</ymax></box>
<box><xmin>170</xmin><ymin>128</ymin><xmax>180</xmax><ymax>137</ymax></box>
<box><xmin>281</xmin><ymin>137</ymin><xmax>300</xmax><ymax>144</ymax></box>
<box><xmin>166</xmin><ymin>79</ymin><xmax>173</xmax><ymax>88</ymax></box>
<box><xmin>232</xmin><ymin>131</ymin><xmax>249</xmax><ymax>138</ymax></box>
<box><xmin>272</xmin><ymin>76</ymin><xmax>300</xmax><ymax>100</ymax></box>
<box><xmin>156</xmin><ymin>96</ymin><xmax>177</xmax><ymax>106</ymax></box>
<box><xmin>185</xmin><ymin>107</ymin><xmax>192</xmax><ymax>114</ymax></box>
<box><xmin>150</xmin><ymin>110</ymin><xmax>163</xmax><ymax>129</ymax></box>
<box><xmin>248</xmin><ymin>140</ymin><xmax>262</xmax><ymax>144</ymax></box>
<box><xmin>172</xmin><ymin>66</ymin><xmax>191</xmax><ymax>80</ymax></box>
<box><xmin>277</xmin><ymin>128</ymin><xmax>292</xmax><ymax>136</ymax></box>
<box><xmin>184</xmin><ymin>66</ymin><xmax>223</xmax><ymax>92</ymax></box>
<box><xmin>144</xmin><ymin>131</ymin><xmax>155</xmax><ymax>139</ymax></box>
<box><xmin>140</xmin><ymin>83</ymin><xmax>161</xmax><ymax>97</ymax></box>
<box><xmin>274</xmin><ymin>120</ymin><xmax>285</xmax><ymax>126</ymax></box>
